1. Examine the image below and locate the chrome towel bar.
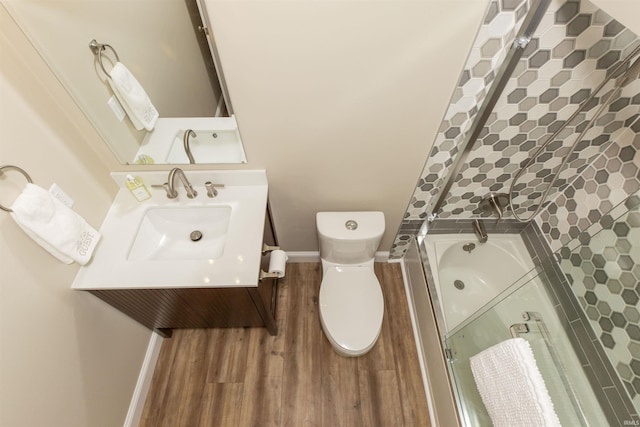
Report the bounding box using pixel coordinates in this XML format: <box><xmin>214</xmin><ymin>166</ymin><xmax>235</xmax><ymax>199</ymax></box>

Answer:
<box><xmin>88</xmin><ymin>39</ymin><xmax>120</xmax><ymax>78</ymax></box>
<box><xmin>0</xmin><ymin>165</ymin><xmax>33</xmax><ymax>212</ymax></box>
<box><xmin>510</xmin><ymin>311</ymin><xmax>588</xmax><ymax>423</ymax></box>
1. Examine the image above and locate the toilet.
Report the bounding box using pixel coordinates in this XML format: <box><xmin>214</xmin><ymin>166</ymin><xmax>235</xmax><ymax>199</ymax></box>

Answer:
<box><xmin>316</xmin><ymin>211</ymin><xmax>385</xmax><ymax>357</ymax></box>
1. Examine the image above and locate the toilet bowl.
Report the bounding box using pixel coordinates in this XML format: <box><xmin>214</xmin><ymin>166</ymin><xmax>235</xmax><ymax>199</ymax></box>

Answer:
<box><xmin>316</xmin><ymin>211</ymin><xmax>385</xmax><ymax>357</ymax></box>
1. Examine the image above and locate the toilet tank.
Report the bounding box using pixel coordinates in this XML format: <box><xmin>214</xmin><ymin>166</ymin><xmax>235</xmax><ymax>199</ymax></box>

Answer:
<box><xmin>316</xmin><ymin>211</ymin><xmax>385</xmax><ymax>264</ymax></box>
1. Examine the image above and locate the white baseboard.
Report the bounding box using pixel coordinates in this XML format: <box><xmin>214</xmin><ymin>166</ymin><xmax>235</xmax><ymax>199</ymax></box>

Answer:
<box><xmin>283</xmin><ymin>251</ymin><xmax>390</xmax><ymax>263</ymax></box>
<box><xmin>375</xmin><ymin>251</ymin><xmax>390</xmax><ymax>262</ymax></box>
<box><xmin>124</xmin><ymin>332</ymin><xmax>164</xmax><ymax>427</ymax></box>
<box><xmin>284</xmin><ymin>251</ymin><xmax>320</xmax><ymax>262</ymax></box>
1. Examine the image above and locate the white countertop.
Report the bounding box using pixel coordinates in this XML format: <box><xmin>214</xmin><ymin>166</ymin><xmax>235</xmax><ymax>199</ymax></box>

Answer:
<box><xmin>72</xmin><ymin>170</ymin><xmax>268</xmax><ymax>290</ymax></box>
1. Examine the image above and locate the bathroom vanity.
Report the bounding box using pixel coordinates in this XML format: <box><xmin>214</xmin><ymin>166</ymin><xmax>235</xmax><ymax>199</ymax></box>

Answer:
<box><xmin>72</xmin><ymin>170</ymin><xmax>279</xmax><ymax>337</ymax></box>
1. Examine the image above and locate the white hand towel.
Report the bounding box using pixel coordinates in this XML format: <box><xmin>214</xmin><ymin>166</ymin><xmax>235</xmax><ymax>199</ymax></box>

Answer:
<box><xmin>10</xmin><ymin>184</ymin><xmax>101</xmax><ymax>265</ymax></box>
<box><xmin>108</xmin><ymin>62</ymin><xmax>159</xmax><ymax>131</ymax></box>
<box><xmin>470</xmin><ymin>337</ymin><xmax>561</xmax><ymax>427</ymax></box>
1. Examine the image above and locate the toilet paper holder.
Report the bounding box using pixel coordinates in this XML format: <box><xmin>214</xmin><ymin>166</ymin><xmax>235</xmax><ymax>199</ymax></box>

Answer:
<box><xmin>260</xmin><ymin>244</ymin><xmax>287</xmax><ymax>281</ymax></box>
<box><xmin>259</xmin><ymin>270</ymin><xmax>280</xmax><ymax>281</ymax></box>
<box><xmin>262</xmin><ymin>243</ymin><xmax>280</xmax><ymax>255</ymax></box>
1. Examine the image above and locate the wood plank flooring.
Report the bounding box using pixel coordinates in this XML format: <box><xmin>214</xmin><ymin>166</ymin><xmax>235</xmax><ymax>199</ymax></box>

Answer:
<box><xmin>139</xmin><ymin>262</ymin><xmax>431</xmax><ymax>427</ymax></box>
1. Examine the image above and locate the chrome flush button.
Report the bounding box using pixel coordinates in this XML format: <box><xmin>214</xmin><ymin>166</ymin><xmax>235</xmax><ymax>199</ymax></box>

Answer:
<box><xmin>345</xmin><ymin>220</ymin><xmax>358</xmax><ymax>230</ymax></box>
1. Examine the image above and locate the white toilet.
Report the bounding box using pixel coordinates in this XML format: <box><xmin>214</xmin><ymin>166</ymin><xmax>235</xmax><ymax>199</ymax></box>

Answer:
<box><xmin>316</xmin><ymin>211</ymin><xmax>385</xmax><ymax>357</ymax></box>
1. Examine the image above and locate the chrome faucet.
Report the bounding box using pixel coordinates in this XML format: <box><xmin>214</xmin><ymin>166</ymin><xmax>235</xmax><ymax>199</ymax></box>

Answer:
<box><xmin>204</xmin><ymin>181</ymin><xmax>224</xmax><ymax>198</ymax></box>
<box><xmin>183</xmin><ymin>129</ymin><xmax>197</xmax><ymax>164</ymax></box>
<box><xmin>473</xmin><ymin>219</ymin><xmax>488</xmax><ymax>243</ymax></box>
<box><xmin>166</xmin><ymin>167</ymin><xmax>197</xmax><ymax>199</ymax></box>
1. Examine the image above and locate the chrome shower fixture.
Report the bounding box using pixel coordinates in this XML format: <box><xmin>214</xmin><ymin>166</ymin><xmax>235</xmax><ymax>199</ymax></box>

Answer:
<box><xmin>473</xmin><ymin>219</ymin><xmax>488</xmax><ymax>243</ymax></box>
<box><xmin>480</xmin><ymin>193</ymin><xmax>510</xmax><ymax>224</ymax></box>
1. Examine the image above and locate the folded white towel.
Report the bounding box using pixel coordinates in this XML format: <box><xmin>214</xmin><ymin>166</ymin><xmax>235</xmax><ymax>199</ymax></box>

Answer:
<box><xmin>470</xmin><ymin>337</ymin><xmax>561</xmax><ymax>427</ymax></box>
<box><xmin>10</xmin><ymin>184</ymin><xmax>101</xmax><ymax>265</ymax></box>
<box><xmin>108</xmin><ymin>62</ymin><xmax>159</xmax><ymax>131</ymax></box>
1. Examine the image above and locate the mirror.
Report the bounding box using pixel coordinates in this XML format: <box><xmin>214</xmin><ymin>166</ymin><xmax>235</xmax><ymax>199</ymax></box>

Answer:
<box><xmin>3</xmin><ymin>0</ymin><xmax>247</xmax><ymax>165</ymax></box>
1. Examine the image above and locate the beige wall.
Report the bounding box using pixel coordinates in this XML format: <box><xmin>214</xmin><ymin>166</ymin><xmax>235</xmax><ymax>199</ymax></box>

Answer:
<box><xmin>590</xmin><ymin>0</ymin><xmax>640</xmax><ymax>35</ymax></box>
<box><xmin>204</xmin><ymin>0</ymin><xmax>491</xmax><ymax>252</ymax></box>
<box><xmin>0</xmin><ymin>7</ymin><xmax>150</xmax><ymax>427</ymax></box>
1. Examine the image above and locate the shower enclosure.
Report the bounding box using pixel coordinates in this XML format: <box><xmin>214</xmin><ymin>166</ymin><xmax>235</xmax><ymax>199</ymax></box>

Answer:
<box><xmin>418</xmin><ymin>196</ymin><xmax>640</xmax><ymax>426</ymax></box>
<box><xmin>399</xmin><ymin>0</ymin><xmax>640</xmax><ymax>425</ymax></box>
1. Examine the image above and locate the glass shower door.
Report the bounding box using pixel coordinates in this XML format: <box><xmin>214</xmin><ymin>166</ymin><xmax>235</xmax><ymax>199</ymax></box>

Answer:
<box><xmin>445</xmin><ymin>275</ymin><xmax>607</xmax><ymax>427</ymax></box>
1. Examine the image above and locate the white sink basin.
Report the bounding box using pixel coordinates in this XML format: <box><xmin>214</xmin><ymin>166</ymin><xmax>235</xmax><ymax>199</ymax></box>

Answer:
<box><xmin>127</xmin><ymin>206</ymin><xmax>232</xmax><ymax>261</ymax></box>
<box><xmin>71</xmin><ymin>170</ymin><xmax>268</xmax><ymax>290</ymax></box>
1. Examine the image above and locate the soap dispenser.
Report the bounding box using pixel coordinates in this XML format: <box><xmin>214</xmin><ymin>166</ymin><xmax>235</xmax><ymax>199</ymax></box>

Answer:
<box><xmin>125</xmin><ymin>174</ymin><xmax>151</xmax><ymax>202</ymax></box>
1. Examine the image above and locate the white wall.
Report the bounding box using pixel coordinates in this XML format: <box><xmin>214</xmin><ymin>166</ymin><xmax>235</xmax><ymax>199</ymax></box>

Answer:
<box><xmin>0</xmin><ymin>7</ymin><xmax>151</xmax><ymax>427</ymax></box>
<box><xmin>204</xmin><ymin>0</ymin><xmax>491</xmax><ymax>251</ymax></box>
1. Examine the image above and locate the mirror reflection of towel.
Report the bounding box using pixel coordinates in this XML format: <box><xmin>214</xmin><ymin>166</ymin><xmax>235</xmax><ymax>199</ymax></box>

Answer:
<box><xmin>108</xmin><ymin>62</ymin><xmax>158</xmax><ymax>131</ymax></box>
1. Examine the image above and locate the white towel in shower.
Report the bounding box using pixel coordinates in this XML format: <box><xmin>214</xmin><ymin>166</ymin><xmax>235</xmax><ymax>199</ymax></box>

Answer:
<box><xmin>470</xmin><ymin>337</ymin><xmax>560</xmax><ymax>427</ymax></box>
<box><xmin>10</xmin><ymin>183</ymin><xmax>101</xmax><ymax>265</ymax></box>
<box><xmin>108</xmin><ymin>62</ymin><xmax>158</xmax><ymax>131</ymax></box>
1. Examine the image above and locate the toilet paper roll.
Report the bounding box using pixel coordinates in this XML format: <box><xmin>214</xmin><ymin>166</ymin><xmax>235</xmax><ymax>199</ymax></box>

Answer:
<box><xmin>268</xmin><ymin>249</ymin><xmax>288</xmax><ymax>278</ymax></box>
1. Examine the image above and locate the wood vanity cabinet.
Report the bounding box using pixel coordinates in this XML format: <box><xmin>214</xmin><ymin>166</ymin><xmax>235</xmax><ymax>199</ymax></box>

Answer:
<box><xmin>89</xmin><ymin>205</ymin><xmax>279</xmax><ymax>337</ymax></box>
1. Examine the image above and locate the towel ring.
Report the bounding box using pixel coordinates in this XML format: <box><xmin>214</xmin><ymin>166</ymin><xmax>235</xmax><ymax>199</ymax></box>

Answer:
<box><xmin>0</xmin><ymin>165</ymin><xmax>33</xmax><ymax>212</ymax></box>
<box><xmin>89</xmin><ymin>39</ymin><xmax>120</xmax><ymax>79</ymax></box>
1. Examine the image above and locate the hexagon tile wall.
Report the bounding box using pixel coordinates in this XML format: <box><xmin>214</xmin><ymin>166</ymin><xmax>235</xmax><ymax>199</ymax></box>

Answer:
<box><xmin>561</xmin><ymin>196</ymin><xmax>640</xmax><ymax>408</ymax></box>
<box><xmin>392</xmin><ymin>0</ymin><xmax>640</xmax><ymax>258</ymax></box>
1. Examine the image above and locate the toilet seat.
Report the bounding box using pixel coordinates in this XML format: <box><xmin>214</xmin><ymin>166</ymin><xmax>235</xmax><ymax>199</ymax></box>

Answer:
<box><xmin>319</xmin><ymin>266</ymin><xmax>384</xmax><ymax>356</ymax></box>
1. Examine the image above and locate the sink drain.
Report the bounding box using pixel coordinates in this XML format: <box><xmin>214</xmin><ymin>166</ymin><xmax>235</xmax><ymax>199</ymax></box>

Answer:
<box><xmin>454</xmin><ymin>280</ymin><xmax>465</xmax><ymax>290</ymax></box>
<box><xmin>190</xmin><ymin>230</ymin><xmax>203</xmax><ymax>242</ymax></box>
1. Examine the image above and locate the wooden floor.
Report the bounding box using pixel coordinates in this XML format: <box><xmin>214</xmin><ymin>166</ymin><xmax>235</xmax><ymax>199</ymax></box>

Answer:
<box><xmin>139</xmin><ymin>262</ymin><xmax>431</xmax><ymax>427</ymax></box>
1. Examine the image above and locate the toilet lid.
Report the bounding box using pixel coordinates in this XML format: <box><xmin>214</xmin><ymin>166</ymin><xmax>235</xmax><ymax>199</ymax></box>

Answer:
<box><xmin>319</xmin><ymin>266</ymin><xmax>384</xmax><ymax>352</ymax></box>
